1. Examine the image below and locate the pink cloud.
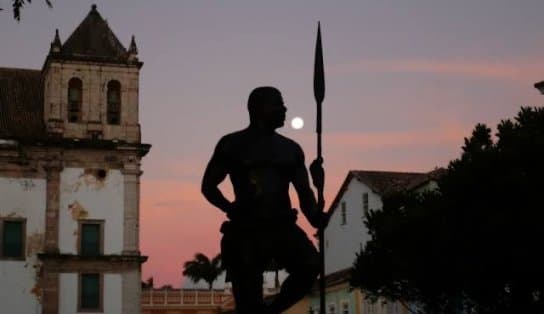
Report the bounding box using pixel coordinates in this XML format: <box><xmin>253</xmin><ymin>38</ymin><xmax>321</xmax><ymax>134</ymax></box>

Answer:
<box><xmin>329</xmin><ymin>57</ymin><xmax>544</xmax><ymax>81</ymax></box>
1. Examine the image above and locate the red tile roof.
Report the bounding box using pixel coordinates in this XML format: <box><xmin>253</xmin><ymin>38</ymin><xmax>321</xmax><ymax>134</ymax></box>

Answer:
<box><xmin>326</xmin><ymin>169</ymin><xmax>445</xmax><ymax>219</ymax></box>
<box><xmin>0</xmin><ymin>67</ymin><xmax>45</xmax><ymax>140</ymax></box>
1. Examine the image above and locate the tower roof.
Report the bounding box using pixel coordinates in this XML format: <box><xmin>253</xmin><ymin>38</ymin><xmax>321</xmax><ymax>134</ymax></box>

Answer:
<box><xmin>47</xmin><ymin>4</ymin><xmax>140</xmax><ymax>67</ymax></box>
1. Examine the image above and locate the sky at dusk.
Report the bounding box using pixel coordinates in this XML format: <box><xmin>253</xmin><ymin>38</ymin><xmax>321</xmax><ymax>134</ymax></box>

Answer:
<box><xmin>2</xmin><ymin>0</ymin><xmax>544</xmax><ymax>287</ymax></box>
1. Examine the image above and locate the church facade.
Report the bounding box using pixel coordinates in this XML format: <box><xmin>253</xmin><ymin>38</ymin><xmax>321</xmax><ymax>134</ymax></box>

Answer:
<box><xmin>0</xmin><ymin>5</ymin><xmax>150</xmax><ymax>314</ymax></box>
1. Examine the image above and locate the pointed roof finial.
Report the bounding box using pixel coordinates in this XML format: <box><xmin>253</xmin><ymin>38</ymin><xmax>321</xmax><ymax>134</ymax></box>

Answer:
<box><xmin>128</xmin><ymin>35</ymin><xmax>138</xmax><ymax>55</ymax></box>
<box><xmin>91</xmin><ymin>4</ymin><xmax>97</xmax><ymax>12</ymax></box>
<box><xmin>50</xmin><ymin>28</ymin><xmax>62</xmax><ymax>53</ymax></box>
<box><xmin>54</xmin><ymin>29</ymin><xmax>61</xmax><ymax>44</ymax></box>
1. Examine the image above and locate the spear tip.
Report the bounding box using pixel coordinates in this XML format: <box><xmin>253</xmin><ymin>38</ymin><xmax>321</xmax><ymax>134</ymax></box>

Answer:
<box><xmin>314</xmin><ymin>22</ymin><xmax>325</xmax><ymax>104</ymax></box>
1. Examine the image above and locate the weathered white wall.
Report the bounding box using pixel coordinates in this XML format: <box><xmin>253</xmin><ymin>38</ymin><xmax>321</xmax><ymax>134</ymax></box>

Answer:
<box><xmin>324</xmin><ymin>179</ymin><xmax>382</xmax><ymax>275</ymax></box>
<box><xmin>59</xmin><ymin>273</ymin><xmax>122</xmax><ymax>314</ymax></box>
<box><xmin>59</xmin><ymin>167</ymin><xmax>124</xmax><ymax>254</ymax></box>
<box><xmin>0</xmin><ymin>177</ymin><xmax>46</xmax><ymax>314</ymax></box>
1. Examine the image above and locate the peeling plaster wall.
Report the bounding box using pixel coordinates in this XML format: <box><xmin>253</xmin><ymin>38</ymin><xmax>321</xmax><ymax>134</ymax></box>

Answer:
<box><xmin>59</xmin><ymin>167</ymin><xmax>124</xmax><ymax>254</ymax></box>
<box><xmin>0</xmin><ymin>177</ymin><xmax>46</xmax><ymax>314</ymax></box>
<box><xmin>324</xmin><ymin>180</ymin><xmax>382</xmax><ymax>275</ymax></box>
<box><xmin>59</xmin><ymin>273</ymin><xmax>122</xmax><ymax>314</ymax></box>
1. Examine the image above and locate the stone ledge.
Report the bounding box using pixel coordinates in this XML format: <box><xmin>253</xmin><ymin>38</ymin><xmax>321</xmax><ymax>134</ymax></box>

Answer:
<box><xmin>38</xmin><ymin>253</ymin><xmax>148</xmax><ymax>273</ymax></box>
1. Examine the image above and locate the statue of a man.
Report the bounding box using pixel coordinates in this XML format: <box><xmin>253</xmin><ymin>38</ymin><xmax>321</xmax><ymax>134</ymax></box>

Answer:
<box><xmin>202</xmin><ymin>86</ymin><xmax>326</xmax><ymax>313</ymax></box>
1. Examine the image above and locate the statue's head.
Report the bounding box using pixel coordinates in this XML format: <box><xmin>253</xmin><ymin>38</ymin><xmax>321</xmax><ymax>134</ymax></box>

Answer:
<box><xmin>247</xmin><ymin>86</ymin><xmax>286</xmax><ymax>129</ymax></box>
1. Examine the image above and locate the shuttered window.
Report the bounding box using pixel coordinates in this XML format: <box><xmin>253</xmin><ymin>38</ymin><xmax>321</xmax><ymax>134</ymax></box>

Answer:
<box><xmin>80</xmin><ymin>273</ymin><xmax>101</xmax><ymax>310</ymax></box>
<box><xmin>80</xmin><ymin>221</ymin><xmax>103</xmax><ymax>256</ymax></box>
<box><xmin>1</xmin><ymin>219</ymin><xmax>25</xmax><ymax>259</ymax></box>
<box><xmin>68</xmin><ymin>78</ymin><xmax>83</xmax><ymax>123</ymax></box>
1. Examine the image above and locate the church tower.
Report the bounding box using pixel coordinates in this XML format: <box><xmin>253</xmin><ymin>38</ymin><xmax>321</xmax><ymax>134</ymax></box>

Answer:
<box><xmin>0</xmin><ymin>5</ymin><xmax>149</xmax><ymax>314</ymax></box>
<box><xmin>43</xmin><ymin>4</ymin><xmax>142</xmax><ymax>142</ymax></box>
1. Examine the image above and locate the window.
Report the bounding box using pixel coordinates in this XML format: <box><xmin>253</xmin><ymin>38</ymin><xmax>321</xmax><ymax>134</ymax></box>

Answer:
<box><xmin>362</xmin><ymin>193</ymin><xmax>369</xmax><ymax>218</ymax></box>
<box><xmin>68</xmin><ymin>78</ymin><xmax>83</xmax><ymax>123</ymax></box>
<box><xmin>79</xmin><ymin>273</ymin><xmax>102</xmax><ymax>311</ymax></box>
<box><xmin>107</xmin><ymin>80</ymin><xmax>121</xmax><ymax>125</ymax></box>
<box><xmin>363</xmin><ymin>298</ymin><xmax>376</xmax><ymax>314</ymax></box>
<box><xmin>328</xmin><ymin>303</ymin><xmax>336</xmax><ymax>314</ymax></box>
<box><xmin>341</xmin><ymin>301</ymin><xmax>349</xmax><ymax>314</ymax></box>
<box><xmin>340</xmin><ymin>201</ymin><xmax>347</xmax><ymax>225</ymax></box>
<box><xmin>1</xmin><ymin>219</ymin><xmax>25</xmax><ymax>259</ymax></box>
<box><xmin>79</xmin><ymin>220</ymin><xmax>104</xmax><ymax>256</ymax></box>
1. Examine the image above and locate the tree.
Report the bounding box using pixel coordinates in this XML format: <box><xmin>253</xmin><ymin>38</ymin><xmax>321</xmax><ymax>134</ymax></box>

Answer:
<box><xmin>351</xmin><ymin>107</ymin><xmax>544</xmax><ymax>313</ymax></box>
<box><xmin>1</xmin><ymin>0</ymin><xmax>52</xmax><ymax>21</ymax></box>
<box><xmin>141</xmin><ymin>277</ymin><xmax>154</xmax><ymax>289</ymax></box>
<box><xmin>183</xmin><ymin>253</ymin><xmax>222</xmax><ymax>290</ymax></box>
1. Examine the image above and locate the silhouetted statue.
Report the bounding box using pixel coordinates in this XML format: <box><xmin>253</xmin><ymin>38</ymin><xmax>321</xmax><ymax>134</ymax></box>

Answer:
<box><xmin>202</xmin><ymin>86</ymin><xmax>327</xmax><ymax>314</ymax></box>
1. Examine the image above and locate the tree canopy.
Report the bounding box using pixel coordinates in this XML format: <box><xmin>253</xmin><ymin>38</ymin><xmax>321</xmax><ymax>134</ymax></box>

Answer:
<box><xmin>351</xmin><ymin>107</ymin><xmax>544</xmax><ymax>314</ymax></box>
<box><xmin>183</xmin><ymin>252</ymin><xmax>222</xmax><ymax>290</ymax></box>
<box><xmin>1</xmin><ymin>0</ymin><xmax>52</xmax><ymax>21</ymax></box>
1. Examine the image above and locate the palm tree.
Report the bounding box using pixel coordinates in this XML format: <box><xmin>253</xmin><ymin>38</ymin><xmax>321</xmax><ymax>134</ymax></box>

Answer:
<box><xmin>182</xmin><ymin>253</ymin><xmax>222</xmax><ymax>290</ymax></box>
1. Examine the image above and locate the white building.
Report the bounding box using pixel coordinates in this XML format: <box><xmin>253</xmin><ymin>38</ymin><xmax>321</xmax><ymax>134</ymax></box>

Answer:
<box><xmin>324</xmin><ymin>170</ymin><xmax>441</xmax><ymax>275</ymax></box>
<box><xmin>0</xmin><ymin>5</ymin><xmax>150</xmax><ymax>314</ymax></box>
<box><xmin>309</xmin><ymin>169</ymin><xmax>443</xmax><ymax>314</ymax></box>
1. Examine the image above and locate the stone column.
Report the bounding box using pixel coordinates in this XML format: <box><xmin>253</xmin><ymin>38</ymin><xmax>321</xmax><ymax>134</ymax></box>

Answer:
<box><xmin>42</xmin><ymin>160</ymin><xmax>62</xmax><ymax>314</ymax></box>
<box><xmin>44</xmin><ymin>161</ymin><xmax>62</xmax><ymax>253</ymax></box>
<box><xmin>121</xmin><ymin>164</ymin><xmax>142</xmax><ymax>255</ymax></box>
<box><xmin>42</xmin><ymin>270</ymin><xmax>59</xmax><ymax>314</ymax></box>
<box><xmin>122</xmin><ymin>269</ymin><xmax>141</xmax><ymax>314</ymax></box>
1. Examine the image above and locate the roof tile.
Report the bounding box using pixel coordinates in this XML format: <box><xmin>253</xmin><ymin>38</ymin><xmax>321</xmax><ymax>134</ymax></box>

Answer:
<box><xmin>0</xmin><ymin>67</ymin><xmax>45</xmax><ymax>140</ymax></box>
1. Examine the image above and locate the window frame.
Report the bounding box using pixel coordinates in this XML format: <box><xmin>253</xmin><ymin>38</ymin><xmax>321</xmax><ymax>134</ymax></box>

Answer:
<box><xmin>106</xmin><ymin>80</ymin><xmax>122</xmax><ymax>125</ymax></box>
<box><xmin>0</xmin><ymin>218</ymin><xmax>26</xmax><ymax>261</ymax></box>
<box><xmin>341</xmin><ymin>300</ymin><xmax>349</xmax><ymax>314</ymax></box>
<box><xmin>78</xmin><ymin>273</ymin><xmax>104</xmax><ymax>312</ymax></box>
<box><xmin>362</xmin><ymin>192</ymin><xmax>369</xmax><ymax>219</ymax></box>
<box><xmin>67</xmin><ymin>77</ymin><xmax>83</xmax><ymax>123</ymax></box>
<box><xmin>78</xmin><ymin>220</ymin><xmax>105</xmax><ymax>257</ymax></box>
<box><xmin>340</xmin><ymin>201</ymin><xmax>347</xmax><ymax>225</ymax></box>
<box><xmin>328</xmin><ymin>302</ymin><xmax>337</xmax><ymax>314</ymax></box>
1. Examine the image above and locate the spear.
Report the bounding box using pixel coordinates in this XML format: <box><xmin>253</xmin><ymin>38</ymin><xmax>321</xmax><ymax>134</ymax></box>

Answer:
<box><xmin>313</xmin><ymin>21</ymin><xmax>326</xmax><ymax>314</ymax></box>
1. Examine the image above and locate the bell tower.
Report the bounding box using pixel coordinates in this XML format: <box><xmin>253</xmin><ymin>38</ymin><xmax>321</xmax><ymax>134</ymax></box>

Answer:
<box><xmin>42</xmin><ymin>4</ymin><xmax>143</xmax><ymax>143</ymax></box>
<box><xmin>36</xmin><ymin>5</ymin><xmax>150</xmax><ymax>314</ymax></box>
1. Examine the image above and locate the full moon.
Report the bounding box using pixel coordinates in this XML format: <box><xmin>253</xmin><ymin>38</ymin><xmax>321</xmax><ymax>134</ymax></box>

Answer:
<box><xmin>291</xmin><ymin>117</ymin><xmax>304</xmax><ymax>130</ymax></box>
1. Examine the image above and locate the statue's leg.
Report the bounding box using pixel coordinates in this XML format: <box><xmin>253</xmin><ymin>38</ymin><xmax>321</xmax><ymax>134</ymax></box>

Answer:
<box><xmin>231</xmin><ymin>268</ymin><xmax>264</xmax><ymax>314</ymax></box>
<box><xmin>221</xmin><ymin>223</ymin><xmax>265</xmax><ymax>314</ymax></box>
<box><xmin>266</xmin><ymin>224</ymin><xmax>320</xmax><ymax>314</ymax></box>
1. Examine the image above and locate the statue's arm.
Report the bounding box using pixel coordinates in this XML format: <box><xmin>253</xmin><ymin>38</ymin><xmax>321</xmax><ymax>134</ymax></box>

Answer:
<box><xmin>201</xmin><ymin>138</ymin><xmax>233</xmax><ymax>214</ymax></box>
<box><xmin>292</xmin><ymin>146</ymin><xmax>322</xmax><ymax>228</ymax></box>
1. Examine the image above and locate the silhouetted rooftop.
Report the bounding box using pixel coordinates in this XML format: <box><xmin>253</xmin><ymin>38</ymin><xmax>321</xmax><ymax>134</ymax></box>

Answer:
<box><xmin>327</xmin><ymin>169</ymin><xmax>445</xmax><ymax>218</ymax></box>
<box><xmin>47</xmin><ymin>4</ymin><xmax>141</xmax><ymax>67</ymax></box>
<box><xmin>0</xmin><ymin>67</ymin><xmax>45</xmax><ymax>140</ymax></box>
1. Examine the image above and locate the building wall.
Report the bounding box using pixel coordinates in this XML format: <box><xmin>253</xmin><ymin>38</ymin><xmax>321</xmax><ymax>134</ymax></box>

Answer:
<box><xmin>308</xmin><ymin>286</ymin><xmax>409</xmax><ymax>314</ymax></box>
<box><xmin>59</xmin><ymin>273</ymin><xmax>122</xmax><ymax>314</ymax></box>
<box><xmin>308</xmin><ymin>283</ymin><xmax>358</xmax><ymax>314</ymax></box>
<box><xmin>283</xmin><ymin>296</ymin><xmax>310</xmax><ymax>314</ymax></box>
<box><xmin>324</xmin><ymin>179</ymin><xmax>382</xmax><ymax>275</ymax></box>
<box><xmin>58</xmin><ymin>167</ymin><xmax>124</xmax><ymax>255</ymax></box>
<box><xmin>43</xmin><ymin>62</ymin><xmax>141</xmax><ymax>142</ymax></box>
<box><xmin>0</xmin><ymin>176</ymin><xmax>46</xmax><ymax>314</ymax></box>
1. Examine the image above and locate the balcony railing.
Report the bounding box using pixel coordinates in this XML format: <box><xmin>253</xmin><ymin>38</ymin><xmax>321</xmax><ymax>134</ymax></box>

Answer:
<box><xmin>141</xmin><ymin>288</ymin><xmax>230</xmax><ymax>307</ymax></box>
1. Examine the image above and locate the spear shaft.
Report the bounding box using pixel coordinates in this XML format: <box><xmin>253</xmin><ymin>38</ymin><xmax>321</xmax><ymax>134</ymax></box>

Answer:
<box><xmin>313</xmin><ymin>21</ymin><xmax>326</xmax><ymax>314</ymax></box>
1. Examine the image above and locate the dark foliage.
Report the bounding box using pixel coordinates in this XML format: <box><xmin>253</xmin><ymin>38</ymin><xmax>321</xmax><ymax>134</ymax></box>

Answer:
<box><xmin>1</xmin><ymin>0</ymin><xmax>52</xmax><ymax>21</ymax></box>
<box><xmin>183</xmin><ymin>253</ymin><xmax>222</xmax><ymax>290</ymax></box>
<box><xmin>351</xmin><ymin>107</ymin><xmax>544</xmax><ymax>313</ymax></box>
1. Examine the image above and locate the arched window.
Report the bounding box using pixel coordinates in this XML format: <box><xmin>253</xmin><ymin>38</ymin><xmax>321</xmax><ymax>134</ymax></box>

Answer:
<box><xmin>107</xmin><ymin>80</ymin><xmax>121</xmax><ymax>125</ymax></box>
<box><xmin>68</xmin><ymin>78</ymin><xmax>82</xmax><ymax>123</ymax></box>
